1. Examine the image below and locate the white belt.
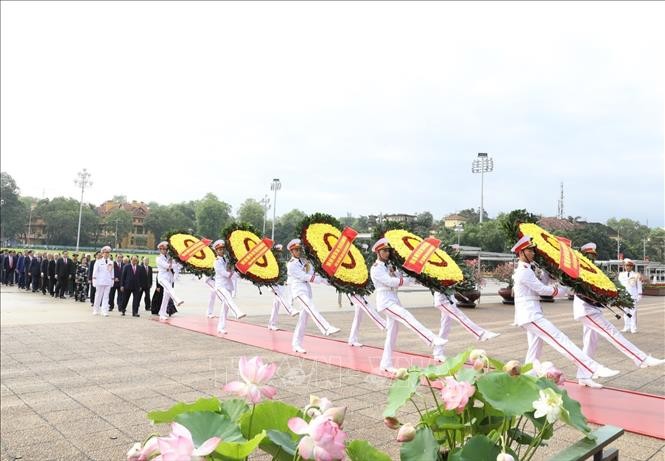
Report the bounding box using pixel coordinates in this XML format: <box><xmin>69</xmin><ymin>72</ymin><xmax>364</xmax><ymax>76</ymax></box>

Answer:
<box><xmin>375</xmin><ymin>287</ymin><xmax>397</xmax><ymax>293</ymax></box>
<box><xmin>516</xmin><ymin>296</ymin><xmax>541</xmax><ymax>302</ymax></box>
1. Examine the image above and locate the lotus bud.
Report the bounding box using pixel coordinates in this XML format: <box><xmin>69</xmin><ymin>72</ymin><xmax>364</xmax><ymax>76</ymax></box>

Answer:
<box><xmin>496</xmin><ymin>453</ymin><xmax>515</xmax><ymax>461</ymax></box>
<box><xmin>469</xmin><ymin>349</ymin><xmax>486</xmax><ymax>361</ymax></box>
<box><xmin>395</xmin><ymin>368</ymin><xmax>409</xmax><ymax>380</ymax></box>
<box><xmin>126</xmin><ymin>443</ymin><xmax>141</xmax><ymax>460</ymax></box>
<box><xmin>472</xmin><ymin>359</ymin><xmax>485</xmax><ymax>371</ymax></box>
<box><xmin>384</xmin><ymin>416</ymin><xmax>401</xmax><ymax>430</ymax></box>
<box><xmin>503</xmin><ymin>360</ymin><xmax>521</xmax><ymax>376</ymax></box>
<box><xmin>324</xmin><ymin>406</ymin><xmax>347</xmax><ymax>427</ymax></box>
<box><xmin>396</xmin><ymin>423</ymin><xmax>416</xmax><ymax>442</ymax></box>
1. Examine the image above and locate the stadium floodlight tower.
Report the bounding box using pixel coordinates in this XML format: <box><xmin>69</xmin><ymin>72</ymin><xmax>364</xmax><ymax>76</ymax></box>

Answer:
<box><xmin>471</xmin><ymin>153</ymin><xmax>494</xmax><ymax>224</ymax></box>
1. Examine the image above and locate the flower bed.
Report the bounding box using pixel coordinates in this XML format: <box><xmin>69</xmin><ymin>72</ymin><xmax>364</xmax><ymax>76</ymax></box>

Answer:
<box><xmin>128</xmin><ymin>351</ymin><xmax>591</xmax><ymax>461</ymax></box>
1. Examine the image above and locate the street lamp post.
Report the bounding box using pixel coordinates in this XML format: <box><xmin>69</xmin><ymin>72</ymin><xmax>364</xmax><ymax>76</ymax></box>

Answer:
<box><xmin>616</xmin><ymin>228</ymin><xmax>621</xmax><ymax>260</ymax></box>
<box><xmin>270</xmin><ymin>178</ymin><xmax>281</xmax><ymax>241</ymax></box>
<box><xmin>115</xmin><ymin>219</ymin><xmax>119</xmax><ymax>249</ymax></box>
<box><xmin>643</xmin><ymin>237</ymin><xmax>650</xmax><ymax>261</ymax></box>
<box><xmin>260</xmin><ymin>194</ymin><xmax>271</xmax><ymax>236</ymax></box>
<box><xmin>471</xmin><ymin>153</ymin><xmax>494</xmax><ymax>224</ymax></box>
<box><xmin>454</xmin><ymin>223</ymin><xmax>464</xmax><ymax>245</ymax></box>
<box><xmin>27</xmin><ymin>202</ymin><xmax>35</xmax><ymax>245</ymax></box>
<box><xmin>74</xmin><ymin>169</ymin><xmax>93</xmax><ymax>252</ymax></box>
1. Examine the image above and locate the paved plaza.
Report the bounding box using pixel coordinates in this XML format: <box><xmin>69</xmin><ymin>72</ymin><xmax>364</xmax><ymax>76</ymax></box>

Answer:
<box><xmin>1</xmin><ymin>278</ymin><xmax>664</xmax><ymax>460</ymax></box>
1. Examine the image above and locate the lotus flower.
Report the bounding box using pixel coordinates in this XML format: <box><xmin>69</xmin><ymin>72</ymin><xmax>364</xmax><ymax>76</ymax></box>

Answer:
<box><xmin>440</xmin><ymin>376</ymin><xmax>476</xmax><ymax>414</ymax></box>
<box><xmin>155</xmin><ymin>422</ymin><xmax>220</xmax><ymax>461</ymax></box>
<box><xmin>496</xmin><ymin>453</ymin><xmax>515</xmax><ymax>461</ymax></box>
<box><xmin>127</xmin><ymin>436</ymin><xmax>160</xmax><ymax>461</ymax></box>
<box><xmin>533</xmin><ymin>360</ymin><xmax>565</xmax><ymax>385</ymax></box>
<box><xmin>532</xmin><ymin>388</ymin><xmax>563</xmax><ymax>423</ymax></box>
<box><xmin>223</xmin><ymin>356</ymin><xmax>277</xmax><ymax>404</ymax></box>
<box><xmin>288</xmin><ymin>408</ymin><xmax>348</xmax><ymax>461</ymax></box>
<box><xmin>396</xmin><ymin>423</ymin><xmax>416</xmax><ymax>442</ymax></box>
<box><xmin>503</xmin><ymin>360</ymin><xmax>521</xmax><ymax>376</ymax></box>
<box><xmin>383</xmin><ymin>416</ymin><xmax>400</xmax><ymax>430</ymax></box>
<box><xmin>304</xmin><ymin>395</ymin><xmax>335</xmax><ymax>418</ymax></box>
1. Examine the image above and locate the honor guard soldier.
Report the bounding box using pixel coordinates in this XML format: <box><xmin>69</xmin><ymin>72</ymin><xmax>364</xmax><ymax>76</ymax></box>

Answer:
<box><xmin>268</xmin><ymin>244</ymin><xmax>296</xmax><ymax>331</ymax></box>
<box><xmin>511</xmin><ymin>236</ymin><xmax>619</xmax><ymax>381</ymax></box>
<box><xmin>287</xmin><ymin>239</ymin><xmax>340</xmax><ymax>354</ymax></box>
<box><xmin>370</xmin><ymin>238</ymin><xmax>446</xmax><ymax>374</ymax></box>
<box><xmin>91</xmin><ymin>246</ymin><xmax>114</xmax><ymax>316</ymax></box>
<box><xmin>209</xmin><ymin>239</ymin><xmax>246</xmax><ymax>334</ymax></box>
<box><xmin>156</xmin><ymin>241</ymin><xmax>184</xmax><ymax>320</ymax></box>
<box><xmin>573</xmin><ymin>243</ymin><xmax>664</xmax><ymax>388</ymax></box>
<box><xmin>618</xmin><ymin>258</ymin><xmax>642</xmax><ymax>333</ymax></box>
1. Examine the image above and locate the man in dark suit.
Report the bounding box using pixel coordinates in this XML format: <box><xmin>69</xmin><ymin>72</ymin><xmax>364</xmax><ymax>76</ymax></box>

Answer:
<box><xmin>29</xmin><ymin>253</ymin><xmax>41</xmax><ymax>292</ymax></box>
<box><xmin>55</xmin><ymin>251</ymin><xmax>73</xmax><ymax>298</ymax></box>
<box><xmin>3</xmin><ymin>250</ymin><xmax>16</xmax><ymax>285</ymax></box>
<box><xmin>141</xmin><ymin>256</ymin><xmax>153</xmax><ymax>311</ymax></box>
<box><xmin>16</xmin><ymin>252</ymin><xmax>25</xmax><ymax>288</ymax></box>
<box><xmin>47</xmin><ymin>254</ymin><xmax>57</xmax><ymax>295</ymax></box>
<box><xmin>88</xmin><ymin>252</ymin><xmax>98</xmax><ymax>306</ymax></box>
<box><xmin>40</xmin><ymin>254</ymin><xmax>49</xmax><ymax>294</ymax></box>
<box><xmin>108</xmin><ymin>256</ymin><xmax>123</xmax><ymax>311</ymax></box>
<box><xmin>23</xmin><ymin>251</ymin><xmax>35</xmax><ymax>291</ymax></box>
<box><xmin>121</xmin><ymin>255</ymin><xmax>147</xmax><ymax>317</ymax></box>
<box><xmin>69</xmin><ymin>254</ymin><xmax>79</xmax><ymax>296</ymax></box>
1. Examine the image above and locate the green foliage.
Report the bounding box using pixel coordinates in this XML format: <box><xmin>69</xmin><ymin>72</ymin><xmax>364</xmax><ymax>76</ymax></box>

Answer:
<box><xmin>36</xmin><ymin>197</ymin><xmax>99</xmax><ymax>246</ymax></box>
<box><xmin>399</xmin><ymin>426</ymin><xmax>439</xmax><ymax>461</ymax></box>
<box><xmin>147</xmin><ymin>397</ymin><xmax>221</xmax><ymax>423</ymax></box>
<box><xmin>383</xmin><ymin>370</ymin><xmax>421</xmax><ymax>417</ymax></box>
<box><xmin>499</xmin><ymin>209</ymin><xmax>539</xmax><ymax>251</ymax></box>
<box><xmin>145</xmin><ymin>203</ymin><xmax>196</xmax><ymax>242</ymax></box>
<box><xmin>274</xmin><ymin>209</ymin><xmax>307</xmax><ymax>245</ymax></box>
<box><xmin>0</xmin><ymin>172</ymin><xmax>27</xmax><ymax>242</ymax></box>
<box><xmin>196</xmin><ymin>193</ymin><xmax>233</xmax><ymax>239</ymax></box>
<box><xmin>212</xmin><ymin>431</ymin><xmax>266</xmax><ymax>460</ymax></box>
<box><xmin>448</xmin><ymin>434</ymin><xmax>501</xmax><ymax>461</ymax></box>
<box><xmin>346</xmin><ymin>440</ymin><xmax>392</xmax><ymax>461</ymax></box>
<box><xmin>238</xmin><ymin>400</ymin><xmax>302</xmax><ymax>455</ymax></box>
<box><xmin>105</xmin><ymin>208</ymin><xmax>133</xmax><ymax>244</ymax></box>
<box><xmin>237</xmin><ymin>198</ymin><xmax>266</xmax><ymax>233</ymax></box>
<box><xmin>175</xmin><ymin>411</ymin><xmax>244</xmax><ymax>445</ymax></box>
<box><xmin>476</xmin><ymin>372</ymin><xmax>541</xmax><ymax>417</ymax></box>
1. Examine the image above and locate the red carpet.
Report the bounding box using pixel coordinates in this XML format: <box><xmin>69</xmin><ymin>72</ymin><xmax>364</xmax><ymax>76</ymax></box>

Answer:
<box><xmin>160</xmin><ymin>316</ymin><xmax>665</xmax><ymax>440</ymax></box>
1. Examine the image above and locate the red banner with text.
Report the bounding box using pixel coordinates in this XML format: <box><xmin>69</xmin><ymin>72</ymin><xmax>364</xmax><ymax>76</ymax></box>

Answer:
<box><xmin>557</xmin><ymin>236</ymin><xmax>580</xmax><ymax>279</ymax></box>
<box><xmin>180</xmin><ymin>238</ymin><xmax>212</xmax><ymax>262</ymax></box>
<box><xmin>322</xmin><ymin>227</ymin><xmax>359</xmax><ymax>277</ymax></box>
<box><xmin>235</xmin><ymin>238</ymin><xmax>274</xmax><ymax>274</ymax></box>
<box><xmin>403</xmin><ymin>237</ymin><xmax>441</xmax><ymax>274</ymax></box>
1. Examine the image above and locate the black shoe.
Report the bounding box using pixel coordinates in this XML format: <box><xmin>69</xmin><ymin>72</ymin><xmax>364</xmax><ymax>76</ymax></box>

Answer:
<box><xmin>121</xmin><ymin>312</ymin><xmax>126</xmax><ymax>316</ymax></box>
<box><xmin>132</xmin><ymin>314</ymin><xmax>140</xmax><ymax>317</ymax></box>
<box><xmin>59</xmin><ymin>296</ymin><xmax>65</xmax><ymax>299</ymax></box>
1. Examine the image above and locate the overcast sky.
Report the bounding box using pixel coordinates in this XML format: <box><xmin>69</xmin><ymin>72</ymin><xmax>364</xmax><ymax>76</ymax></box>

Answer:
<box><xmin>1</xmin><ymin>2</ymin><xmax>663</xmax><ymax>226</ymax></box>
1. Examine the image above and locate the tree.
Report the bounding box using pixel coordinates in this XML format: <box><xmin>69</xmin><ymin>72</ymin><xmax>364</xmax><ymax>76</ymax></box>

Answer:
<box><xmin>274</xmin><ymin>209</ymin><xmax>307</xmax><ymax>245</ymax></box>
<box><xmin>145</xmin><ymin>203</ymin><xmax>197</xmax><ymax>242</ymax></box>
<box><xmin>237</xmin><ymin>198</ymin><xmax>266</xmax><ymax>233</ymax></box>
<box><xmin>36</xmin><ymin>197</ymin><xmax>98</xmax><ymax>246</ymax></box>
<box><xmin>457</xmin><ymin>208</ymin><xmax>489</xmax><ymax>225</ymax></box>
<box><xmin>105</xmin><ymin>208</ymin><xmax>133</xmax><ymax>248</ymax></box>
<box><xmin>606</xmin><ymin>218</ymin><xmax>650</xmax><ymax>259</ymax></box>
<box><xmin>195</xmin><ymin>194</ymin><xmax>232</xmax><ymax>239</ymax></box>
<box><xmin>338</xmin><ymin>214</ymin><xmax>355</xmax><ymax>228</ymax></box>
<box><xmin>112</xmin><ymin>195</ymin><xmax>128</xmax><ymax>204</ymax></box>
<box><xmin>0</xmin><ymin>172</ymin><xmax>27</xmax><ymax>243</ymax></box>
<box><xmin>413</xmin><ymin>212</ymin><xmax>434</xmax><ymax>237</ymax></box>
<box><xmin>354</xmin><ymin>216</ymin><xmax>370</xmax><ymax>233</ymax></box>
<box><xmin>553</xmin><ymin>223</ymin><xmax>616</xmax><ymax>261</ymax></box>
<box><xmin>498</xmin><ymin>209</ymin><xmax>540</xmax><ymax>252</ymax></box>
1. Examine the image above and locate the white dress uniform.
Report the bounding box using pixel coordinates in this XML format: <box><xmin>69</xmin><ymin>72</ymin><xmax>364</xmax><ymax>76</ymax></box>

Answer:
<box><xmin>288</xmin><ymin>256</ymin><xmax>338</xmax><ymax>351</ymax></box>
<box><xmin>573</xmin><ymin>294</ymin><xmax>652</xmax><ymax>380</ymax></box>
<box><xmin>211</xmin><ymin>255</ymin><xmax>245</xmax><ymax>333</ymax></box>
<box><xmin>347</xmin><ymin>293</ymin><xmax>386</xmax><ymax>347</ymax></box>
<box><xmin>268</xmin><ymin>283</ymin><xmax>295</xmax><ymax>330</ymax></box>
<box><xmin>156</xmin><ymin>253</ymin><xmax>183</xmax><ymax>319</ymax></box>
<box><xmin>618</xmin><ymin>268</ymin><xmax>642</xmax><ymax>333</ymax></box>
<box><xmin>92</xmin><ymin>257</ymin><xmax>114</xmax><ymax>316</ymax></box>
<box><xmin>513</xmin><ymin>261</ymin><xmax>609</xmax><ymax>377</ymax></box>
<box><xmin>432</xmin><ymin>291</ymin><xmax>499</xmax><ymax>359</ymax></box>
<box><xmin>371</xmin><ymin>261</ymin><xmax>446</xmax><ymax>370</ymax></box>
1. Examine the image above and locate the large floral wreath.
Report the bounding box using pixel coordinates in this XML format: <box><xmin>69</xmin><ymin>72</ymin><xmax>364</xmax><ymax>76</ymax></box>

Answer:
<box><xmin>518</xmin><ymin>223</ymin><xmax>632</xmax><ymax>307</ymax></box>
<box><xmin>299</xmin><ymin>213</ymin><xmax>373</xmax><ymax>296</ymax></box>
<box><xmin>223</xmin><ymin>222</ymin><xmax>286</xmax><ymax>288</ymax></box>
<box><xmin>165</xmin><ymin>230</ymin><xmax>215</xmax><ymax>278</ymax></box>
<box><xmin>376</xmin><ymin>225</ymin><xmax>463</xmax><ymax>292</ymax></box>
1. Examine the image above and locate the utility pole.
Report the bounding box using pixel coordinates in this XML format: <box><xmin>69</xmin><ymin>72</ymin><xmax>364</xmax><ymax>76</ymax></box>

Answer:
<box><xmin>74</xmin><ymin>169</ymin><xmax>93</xmax><ymax>251</ymax></box>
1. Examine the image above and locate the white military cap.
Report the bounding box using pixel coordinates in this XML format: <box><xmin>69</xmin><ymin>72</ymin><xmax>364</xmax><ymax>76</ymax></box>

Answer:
<box><xmin>101</xmin><ymin>245</ymin><xmax>112</xmax><ymax>253</ymax></box>
<box><xmin>157</xmin><ymin>241</ymin><xmax>169</xmax><ymax>249</ymax></box>
<box><xmin>212</xmin><ymin>239</ymin><xmax>225</xmax><ymax>249</ymax></box>
<box><xmin>580</xmin><ymin>242</ymin><xmax>597</xmax><ymax>254</ymax></box>
<box><xmin>274</xmin><ymin>244</ymin><xmax>283</xmax><ymax>251</ymax></box>
<box><xmin>510</xmin><ymin>235</ymin><xmax>536</xmax><ymax>254</ymax></box>
<box><xmin>372</xmin><ymin>238</ymin><xmax>391</xmax><ymax>253</ymax></box>
<box><xmin>623</xmin><ymin>258</ymin><xmax>635</xmax><ymax>266</ymax></box>
<box><xmin>287</xmin><ymin>239</ymin><xmax>301</xmax><ymax>251</ymax></box>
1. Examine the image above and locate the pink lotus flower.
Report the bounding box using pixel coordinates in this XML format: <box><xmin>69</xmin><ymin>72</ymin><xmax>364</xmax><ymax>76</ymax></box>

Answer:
<box><xmin>127</xmin><ymin>436</ymin><xmax>159</xmax><ymax>461</ymax></box>
<box><xmin>223</xmin><ymin>356</ymin><xmax>277</xmax><ymax>404</ymax></box>
<box><xmin>533</xmin><ymin>360</ymin><xmax>565</xmax><ymax>386</ymax></box>
<box><xmin>155</xmin><ymin>422</ymin><xmax>220</xmax><ymax>461</ymax></box>
<box><xmin>304</xmin><ymin>395</ymin><xmax>334</xmax><ymax>418</ymax></box>
<box><xmin>288</xmin><ymin>408</ymin><xmax>348</xmax><ymax>461</ymax></box>
<box><xmin>440</xmin><ymin>376</ymin><xmax>476</xmax><ymax>414</ymax></box>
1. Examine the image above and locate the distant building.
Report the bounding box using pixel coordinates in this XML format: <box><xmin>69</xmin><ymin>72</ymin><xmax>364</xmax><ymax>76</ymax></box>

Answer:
<box><xmin>368</xmin><ymin>213</ymin><xmax>417</xmax><ymax>227</ymax></box>
<box><xmin>537</xmin><ymin>217</ymin><xmax>584</xmax><ymax>232</ymax></box>
<box><xmin>97</xmin><ymin>200</ymin><xmax>155</xmax><ymax>249</ymax></box>
<box><xmin>443</xmin><ymin>213</ymin><xmax>468</xmax><ymax>229</ymax></box>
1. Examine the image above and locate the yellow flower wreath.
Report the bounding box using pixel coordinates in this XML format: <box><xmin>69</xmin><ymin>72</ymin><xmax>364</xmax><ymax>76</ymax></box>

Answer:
<box><xmin>303</xmin><ymin>223</ymin><xmax>369</xmax><ymax>286</ymax></box>
<box><xmin>384</xmin><ymin>229</ymin><xmax>463</xmax><ymax>285</ymax></box>
<box><xmin>518</xmin><ymin>223</ymin><xmax>617</xmax><ymax>296</ymax></box>
<box><xmin>227</xmin><ymin>229</ymin><xmax>280</xmax><ymax>282</ymax></box>
<box><xmin>168</xmin><ymin>233</ymin><xmax>216</xmax><ymax>270</ymax></box>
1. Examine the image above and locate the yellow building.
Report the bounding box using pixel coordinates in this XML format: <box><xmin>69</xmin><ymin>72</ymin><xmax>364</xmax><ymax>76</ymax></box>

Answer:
<box><xmin>97</xmin><ymin>200</ymin><xmax>155</xmax><ymax>250</ymax></box>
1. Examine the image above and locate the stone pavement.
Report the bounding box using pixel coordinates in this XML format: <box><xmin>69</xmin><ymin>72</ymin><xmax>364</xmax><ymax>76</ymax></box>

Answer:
<box><xmin>1</xmin><ymin>279</ymin><xmax>664</xmax><ymax>460</ymax></box>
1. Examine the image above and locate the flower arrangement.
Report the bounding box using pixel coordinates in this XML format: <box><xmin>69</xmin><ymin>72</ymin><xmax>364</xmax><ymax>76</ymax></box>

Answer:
<box><xmin>299</xmin><ymin>213</ymin><xmax>373</xmax><ymax>296</ymax></box>
<box><xmin>455</xmin><ymin>259</ymin><xmax>485</xmax><ymax>292</ymax></box>
<box><xmin>223</xmin><ymin>222</ymin><xmax>287</xmax><ymax>288</ymax></box>
<box><xmin>128</xmin><ymin>351</ymin><xmax>589</xmax><ymax>461</ymax></box>
<box><xmin>165</xmin><ymin>230</ymin><xmax>216</xmax><ymax>277</ymax></box>
<box><xmin>492</xmin><ymin>262</ymin><xmax>515</xmax><ymax>288</ymax></box>
<box><xmin>517</xmin><ymin>223</ymin><xmax>633</xmax><ymax>308</ymax></box>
